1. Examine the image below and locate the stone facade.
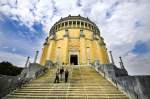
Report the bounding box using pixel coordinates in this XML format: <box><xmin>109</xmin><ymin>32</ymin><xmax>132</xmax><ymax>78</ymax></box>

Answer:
<box><xmin>40</xmin><ymin>15</ymin><xmax>110</xmax><ymax>65</ymax></box>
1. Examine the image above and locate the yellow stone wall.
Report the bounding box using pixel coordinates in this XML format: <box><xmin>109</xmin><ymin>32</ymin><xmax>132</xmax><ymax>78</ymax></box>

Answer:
<box><xmin>40</xmin><ymin>16</ymin><xmax>110</xmax><ymax>65</ymax></box>
<box><xmin>40</xmin><ymin>43</ymin><xmax>49</xmax><ymax>65</ymax></box>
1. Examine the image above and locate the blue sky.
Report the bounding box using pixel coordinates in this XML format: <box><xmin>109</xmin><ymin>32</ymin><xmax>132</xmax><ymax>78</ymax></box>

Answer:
<box><xmin>0</xmin><ymin>0</ymin><xmax>150</xmax><ymax>75</ymax></box>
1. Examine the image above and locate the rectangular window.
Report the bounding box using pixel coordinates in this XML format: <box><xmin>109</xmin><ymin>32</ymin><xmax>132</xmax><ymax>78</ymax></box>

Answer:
<box><xmin>69</xmin><ymin>21</ymin><xmax>72</xmax><ymax>26</ymax></box>
<box><xmin>58</xmin><ymin>24</ymin><xmax>60</xmax><ymax>29</ymax></box>
<box><xmin>81</xmin><ymin>22</ymin><xmax>84</xmax><ymax>26</ymax></box>
<box><xmin>77</xmin><ymin>21</ymin><xmax>80</xmax><ymax>27</ymax></box>
<box><xmin>73</xmin><ymin>21</ymin><xmax>76</xmax><ymax>26</ymax></box>
<box><xmin>65</xmin><ymin>22</ymin><xmax>68</xmax><ymax>26</ymax></box>
<box><xmin>88</xmin><ymin>24</ymin><xmax>91</xmax><ymax>29</ymax></box>
<box><xmin>85</xmin><ymin>23</ymin><xmax>87</xmax><ymax>27</ymax></box>
<box><xmin>62</xmin><ymin>23</ymin><xmax>64</xmax><ymax>27</ymax></box>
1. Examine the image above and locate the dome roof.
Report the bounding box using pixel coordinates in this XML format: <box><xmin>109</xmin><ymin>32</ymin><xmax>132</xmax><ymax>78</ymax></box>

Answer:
<box><xmin>49</xmin><ymin>15</ymin><xmax>100</xmax><ymax>36</ymax></box>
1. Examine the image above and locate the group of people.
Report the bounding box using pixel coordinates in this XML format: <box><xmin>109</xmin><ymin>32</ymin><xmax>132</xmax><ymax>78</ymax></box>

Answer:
<box><xmin>54</xmin><ymin>67</ymin><xmax>69</xmax><ymax>83</ymax></box>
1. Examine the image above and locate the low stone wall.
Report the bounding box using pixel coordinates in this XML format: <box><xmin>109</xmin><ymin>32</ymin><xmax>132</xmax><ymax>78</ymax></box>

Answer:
<box><xmin>116</xmin><ymin>76</ymin><xmax>150</xmax><ymax>99</ymax></box>
<box><xmin>22</xmin><ymin>63</ymin><xmax>47</xmax><ymax>79</ymax></box>
<box><xmin>0</xmin><ymin>63</ymin><xmax>48</xmax><ymax>98</ymax></box>
<box><xmin>0</xmin><ymin>75</ymin><xmax>20</xmax><ymax>98</ymax></box>
<box><xmin>92</xmin><ymin>64</ymin><xmax>150</xmax><ymax>99</ymax></box>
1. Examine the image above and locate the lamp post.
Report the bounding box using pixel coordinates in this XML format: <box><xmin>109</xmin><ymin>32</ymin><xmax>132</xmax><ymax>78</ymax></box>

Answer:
<box><xmin>25</xmin><ymin>56</ymin><xmax>30</xmax><ymax>68</ymax></box>
<box><xmin>34</xmin><ymin>51</ymin><xmax>39</xmax><ymax>63</ymax></box>
<box><xmin>119</xmin><ymin>62</ymin><xmax>122</xmax><ymax>68</ymax></box>
<box><xmin>119</xmin><ymin>56</ymin><xmax>125</xmax><ymax>69</ymax></box>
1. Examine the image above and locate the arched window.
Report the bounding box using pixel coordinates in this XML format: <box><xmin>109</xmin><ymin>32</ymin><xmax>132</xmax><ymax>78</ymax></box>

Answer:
<box><xmin>65</xmin><ymin>29</ymin><xmax>68</xmax><ymax>36</ymax></box>
<box><xmin>80</xmin><ymin>29</ymin><xmax>84</xmax><ymax>36</ymax></box>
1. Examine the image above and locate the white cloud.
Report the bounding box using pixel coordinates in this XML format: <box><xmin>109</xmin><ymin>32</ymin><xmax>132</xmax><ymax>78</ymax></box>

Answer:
<box><xmin>124</xmin><ymin>52</ymin><xmax>150</xmax><ymax>75</ymax></box>
<box><xmin>0</xmin><ymin>0</ymin><xmax>150</xmax><ymax>75</ymax></box>
<box><xmin>0</xmin><ymin>51</ymin><xmax>26</xmax><ymax>67</ymax></box>
<box><xmin>0</xmin><ymin>50</ymin><xmax>42</xmax><ymax>67</ymax></box>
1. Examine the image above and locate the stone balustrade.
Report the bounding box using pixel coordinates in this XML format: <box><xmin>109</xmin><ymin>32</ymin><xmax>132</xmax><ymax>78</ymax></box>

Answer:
<box><xmin>91</xmin><ymin>62</ymin><xmax>150</xmax><ymax>99</ymax></box>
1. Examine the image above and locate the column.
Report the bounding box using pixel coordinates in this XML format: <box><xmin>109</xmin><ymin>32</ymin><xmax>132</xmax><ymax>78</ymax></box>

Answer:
<box><xmin>40</xmin><ymin>43</ymin><xmax>49</xmax><ymax>65</ymax></box>
<box><xmin>46</xmin><ymin>39</ymin><xmax>55</xmax><ymax>61</ymax></box>
<box><xmin>90</xmin><ymin>40</ymin><xmax>94</xmax><ymax>63</ymax></box>
<box><xmin>76</xmin><ymin>21</ymin><xmax>77</xmax><ymax>27</ymax></box>
<box><xmin>105</xmin><ymin>48</ymin><xmax>110</xmax><ymax>63</ymax></box>
<box><xmin>100</xmin><ymin>46</ymin><xmax>110</xmax><ymax>64</ymax></box>
<box><xmin>67</xmin><ymin>21</ymin><xmax>69</xmax><ymax>27</ymax></box>
<box><xmin>86</xmin><ymin>47</ymin><xmax>91</xmax><ymax>65</ymax></box>
<box><xmin>98</xmin><ymin>37</ymin><xmax>110</xmax><ymax>64</ymax></box>
<box><xmin>40</xmin><ymin>37</ymin><xmax>49</xmax><ymax>65</ymax></box>
<box><xmin>80</xmin><ymin>21</ymin><xmax>81</xmax><ymax>27</ymax></box>
<box><xmin>62</xmin><ymin>30</ymin><xmax>69</xmax><ymax>64</ymax></box>
<box><xmin>80</xmin><ymin>30</ymin><xmax>87</xmax><ymax>64</ymax></box>
<box><xmin>93</xmin><ymin>39</ymin><xmax>101</xmax><ymax>61</ymax></box>
<box><xmin>71</xmin><ymin>21</ymin><xmax>73</xmax><ymax>27</ymax></box>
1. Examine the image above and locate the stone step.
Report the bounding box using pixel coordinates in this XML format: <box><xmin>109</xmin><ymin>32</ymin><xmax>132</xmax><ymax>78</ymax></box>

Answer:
<box><xmin>21</xmin><ymin>86</ymin><xmax>117</xmax><ymax>89</ymax></box>
<box><xmin>24</xmin><ymin>83</ymin><xmax>111</xmax><ymax>85</ymax></box>
<box><xmin>34</xmin><ymin>76</ymin><xmax>106</xmax><ymax>78</ymax></box>
<box><xmin>17</xmin><ymin>88</ymin><xmax>119</xmax><ymax>91</ymax></box>
<box><xmin>23</xmin><ymin>83</ymin><xmax>113</xmax><ymax>85</ymax></box>
<box><xmin>23</xmin><ymin>84</ymin><xmax>113</xmax><ymax>87</ymax></box>
<box><xmin>13</xmin><ymin>91</ymin><xmax>122</xmax><ymax>94</ymax></box>
<box><xmin>33</xmin><ymin>78</ymin><xmax>108</xmax><ymax>81</ymax></box>
<box><xmin>31</xmin><ymin>80</ymin><xmax>109</xmax><ymax>82</ymax></box>
<box><xmin>19</xmin><ymin>89</ymin><xmax>118</xmax><ymax>91</ymax></box>
<box><xmin>11</xmin><ymin>93</ymin><xmax>126</xmax><ymax>96</ymax></box>
<box><xmin>30</xmin><ymin>81</ymin><xmax>110</xmax><ymax>83</ymax></box>
<box><xmin>6</xmin><ymin>95</ymin><xmax>128</xmax><ymax>99</ymax></box>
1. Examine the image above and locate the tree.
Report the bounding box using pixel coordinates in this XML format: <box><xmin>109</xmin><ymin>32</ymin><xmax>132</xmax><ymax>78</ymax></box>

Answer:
<box><xmin>0</xmin><ymin>61</ymin><xmax>23</xmax><ymax>76</ymax></box>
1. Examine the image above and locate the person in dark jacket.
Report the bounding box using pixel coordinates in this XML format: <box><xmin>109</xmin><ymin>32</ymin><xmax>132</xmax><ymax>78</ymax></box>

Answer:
<box><xmin>65</xmin><ymin>69</ymin><xmax>69</xmax><ymax>83</ymax></box>
<box><xmin>60</xmin><ymin>67</ymin><xmax>64</xmax><ymax>81</ymax></box>
<box><xmin>54</xmin><ymin>69</ymin><xmax>59</xmax><ymax>83</ymax></box>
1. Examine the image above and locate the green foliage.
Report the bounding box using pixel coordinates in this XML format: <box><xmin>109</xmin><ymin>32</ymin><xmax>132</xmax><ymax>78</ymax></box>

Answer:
<box><xmin>0</xmin><ymin>61</ymin><xmax>23</xmax><ymax>76</ymax></box>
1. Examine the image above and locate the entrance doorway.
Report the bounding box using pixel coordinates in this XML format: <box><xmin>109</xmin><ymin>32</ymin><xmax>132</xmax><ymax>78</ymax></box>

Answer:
<box><xmin>70</xmin><ymin>55</ymin><xmax>78</xmax><ymax>65</ymax></box>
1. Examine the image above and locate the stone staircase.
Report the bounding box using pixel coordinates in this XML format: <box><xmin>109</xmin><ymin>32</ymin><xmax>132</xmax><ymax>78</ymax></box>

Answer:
<box><xmin>4</xmin><ymin>66</ymin><xmax>129</xmax><ymax>99</ymax></box>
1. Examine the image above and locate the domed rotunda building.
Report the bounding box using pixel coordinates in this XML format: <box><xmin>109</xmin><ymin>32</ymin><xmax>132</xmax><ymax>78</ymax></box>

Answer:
<box><xmin>40</xmin><ymin>15</ymin><xmax>110</xmax><ymax>65</ymax></box>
